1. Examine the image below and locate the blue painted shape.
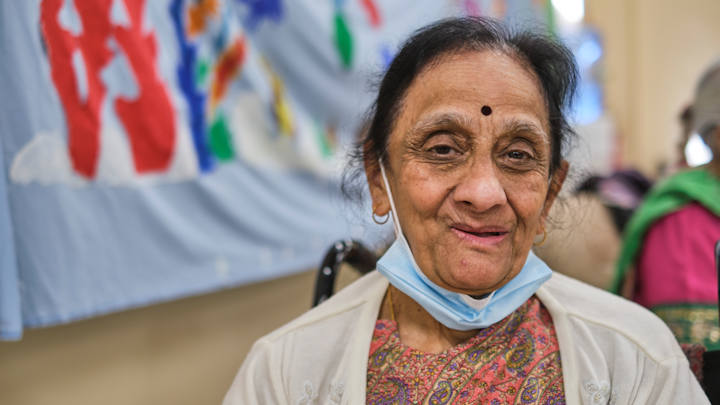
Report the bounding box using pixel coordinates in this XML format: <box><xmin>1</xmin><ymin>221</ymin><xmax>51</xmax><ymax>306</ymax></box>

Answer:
<box><xmin>236</xmin><ymin>0</ymin><xmax>283</xmax><ymax>31</ymax></box>
<box><xmin>169</xmin><ymin>0</ymin><xmax>214</xmax><ymax>172</ymax></box>
<box><xmin>380</xmin><ymin>43</ymin><xmax>394</xmax><ymax>70</ymax></box>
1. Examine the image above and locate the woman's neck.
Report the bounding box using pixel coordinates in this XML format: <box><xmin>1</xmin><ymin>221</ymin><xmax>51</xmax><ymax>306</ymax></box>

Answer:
<box><xmin>380</xmin><ymin>285</ymin><xmax>478</xmax><ymax>353</ymax></box>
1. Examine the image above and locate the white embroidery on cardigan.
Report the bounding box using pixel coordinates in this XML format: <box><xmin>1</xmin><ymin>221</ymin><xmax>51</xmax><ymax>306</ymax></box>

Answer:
<box><xmin>329</xmin><ymin>381</ymin><xmax>344</xmax><ymax>404</ymax></box>
<box><xmin>583</xmin><ymin>380</ymin><xmax>616</xmax><ymax>404</ymax></box>
<box><xmin>296</xmin><ymin>380</ymin><xmax>318</xmax><ymax>405</ymax></box>
<box><xmin>296</xmin><ymin>380</ymin><xmax>344</xmax><ymax>405</ymax></box>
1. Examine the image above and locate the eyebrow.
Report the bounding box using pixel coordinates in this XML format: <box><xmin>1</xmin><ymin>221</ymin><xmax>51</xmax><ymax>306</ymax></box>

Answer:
<box><xmin>408</xmin><ymin>112</ymin><xmax>474</xmax><ymax>137</ymax></box>
<box><xmin>499</xmin><ymin>118</ymin><xmax>549</xmax><ymax>143</ymax></box>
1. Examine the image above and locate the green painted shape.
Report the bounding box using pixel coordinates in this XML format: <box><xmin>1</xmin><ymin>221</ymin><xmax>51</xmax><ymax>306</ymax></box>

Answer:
<box><xmin>209</xmin><ymin>114</ymin><xmax>235</xmax><ymax>161</ymax></box>
<box><xmin>315</xmin><ymin>123</ymin><xmax>333</xmax><ymax>158</ymax></box>
<box><xmin>545</xmin><ymin>0</ymin><xmax>557</xmax><ymax>37</ymax></box>
<box><xmin>333</xmin><ymin>13</ymin><xmax>353</xmax><ymax>69</ymax></box>
<box><xmin>195</xmin><ymin>59</ymin><xmax>210</xmax><ymax>86</ymax></box>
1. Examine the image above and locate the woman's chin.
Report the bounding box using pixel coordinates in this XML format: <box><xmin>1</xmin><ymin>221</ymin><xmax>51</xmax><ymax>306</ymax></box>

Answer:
<box><xmin>441</xmin><ymin>271</ymin><xmax>514</xmax><ymax>296</ymax></box>
<box><xmin>436</xmin><ymin>257</ymin><xmax>518</xmax><ymax>293</ymax></box>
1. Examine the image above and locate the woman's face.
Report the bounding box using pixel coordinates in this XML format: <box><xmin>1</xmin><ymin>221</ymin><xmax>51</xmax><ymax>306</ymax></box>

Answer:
<box><xmin>368</xmin><ymin>50</ymin><xmax>567</xmax><ymax>296</ymax></box>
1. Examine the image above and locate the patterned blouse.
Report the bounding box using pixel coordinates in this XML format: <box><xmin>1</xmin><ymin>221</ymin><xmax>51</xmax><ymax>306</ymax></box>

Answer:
<box><xmin>366</xmin><ymin>296</ymin><xmax>565</xmax><ymax>404</ymax></box>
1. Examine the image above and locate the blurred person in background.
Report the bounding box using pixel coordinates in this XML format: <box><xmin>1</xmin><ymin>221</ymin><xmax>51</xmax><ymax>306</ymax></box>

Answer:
<box><xmin>614</xmin><ymin>59</ymin><xmax>720</xmax><ymax>351</ymax></box>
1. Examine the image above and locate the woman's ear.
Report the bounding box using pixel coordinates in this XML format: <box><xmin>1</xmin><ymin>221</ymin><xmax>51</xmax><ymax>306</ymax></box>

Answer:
<box><xmin>540</xmin><ymin>160</ymin><xmax>569</xmax><ymax>222</ymax></box>
<box><xmin>364</xmin><ymin>155</ymin><xmax>390</xmax><ymax>215</ymax></box>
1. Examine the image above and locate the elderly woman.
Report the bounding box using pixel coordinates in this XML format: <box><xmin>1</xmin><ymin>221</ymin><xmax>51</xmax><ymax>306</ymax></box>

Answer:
<box><xmin>224</xmin><ymin>17</ymin><xmax>708</xmax><ymax>404</ymax></box>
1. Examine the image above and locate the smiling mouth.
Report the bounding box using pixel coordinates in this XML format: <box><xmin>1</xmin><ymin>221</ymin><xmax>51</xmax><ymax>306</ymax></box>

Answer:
<box><xmin>464</xmin><ymin>230</ymin><xmax>506</xmax><ymax>237</ymax></box>
<box><xmin>451</xmin><ymin>226</ymin><xmax>509</xmax><ymax>245</ymax></box>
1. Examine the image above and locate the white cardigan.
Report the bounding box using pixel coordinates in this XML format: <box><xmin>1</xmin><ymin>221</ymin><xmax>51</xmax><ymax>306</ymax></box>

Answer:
<box><xmin>223</xmin><ymin>271</ymin><xmax>709</xmax><ymax>404</ymax></box>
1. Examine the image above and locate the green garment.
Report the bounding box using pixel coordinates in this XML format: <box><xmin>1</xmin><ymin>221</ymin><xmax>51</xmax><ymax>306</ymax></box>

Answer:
<box><xmin>651</xmin><ymin>304</ymin><xmax>720</xmax><ymax>350</ymax></box>
<box><xmin>612</xmin><ymin>168</ymin><xmax>720</xmax><ymax>293</ymax></box>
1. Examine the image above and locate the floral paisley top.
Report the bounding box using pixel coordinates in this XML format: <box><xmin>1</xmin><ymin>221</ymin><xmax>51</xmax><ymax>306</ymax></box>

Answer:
<box><xmin>366</xmin><ymin>296</ymin><xmax>565</xmax><ymax>404</ymax></box>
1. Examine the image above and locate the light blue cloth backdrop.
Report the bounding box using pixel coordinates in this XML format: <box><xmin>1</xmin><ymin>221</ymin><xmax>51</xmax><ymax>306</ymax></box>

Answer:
<box><xmin>0</xmin><ymin>0</ymin><xmax>551</xmax><ymax>339</ymax></box>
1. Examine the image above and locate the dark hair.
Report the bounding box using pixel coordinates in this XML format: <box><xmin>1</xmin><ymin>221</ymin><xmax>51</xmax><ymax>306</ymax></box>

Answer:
<box><xmin>343</xmin><ymin>16</ymin><xmax>578</xmax><ymax>200</ymax></box>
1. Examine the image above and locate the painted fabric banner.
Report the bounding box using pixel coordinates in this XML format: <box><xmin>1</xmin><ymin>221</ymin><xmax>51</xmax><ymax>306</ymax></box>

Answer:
<box><xmin>0</xmin><ymin>0</ymin><xmax>549</xmax><ymax>339</ymax></box>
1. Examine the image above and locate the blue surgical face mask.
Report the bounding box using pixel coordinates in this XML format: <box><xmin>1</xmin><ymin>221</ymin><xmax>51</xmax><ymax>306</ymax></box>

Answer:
<box><xmin>375</xmin><ymin>161</ymin><xmax>552</xmax><ymax>331</ymax></box>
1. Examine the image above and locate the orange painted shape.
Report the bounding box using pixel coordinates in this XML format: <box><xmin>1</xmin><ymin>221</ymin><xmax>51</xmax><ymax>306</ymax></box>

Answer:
<box><xmin>210</xmin><ymin>36</ymin><xmax>247</xmax><ymax>109</ymax></box>
<box><xmin>187</xmin><ymin>0</ymin><xmax>219</xmax><ymax>36</ymax></box>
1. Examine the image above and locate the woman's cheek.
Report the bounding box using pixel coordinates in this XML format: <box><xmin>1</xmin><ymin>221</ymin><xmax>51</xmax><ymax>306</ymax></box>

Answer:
<box><xmin>404</xmin><ymin>172</ymin><xmax>449</xmax><ymax>210</ymax></box>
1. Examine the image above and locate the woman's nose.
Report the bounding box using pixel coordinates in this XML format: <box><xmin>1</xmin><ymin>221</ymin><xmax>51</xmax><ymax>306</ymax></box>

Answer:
<box><xmin>452</xmin><ymin>163</ymin><xmax>508</xmax><ymax>212</ymax></box>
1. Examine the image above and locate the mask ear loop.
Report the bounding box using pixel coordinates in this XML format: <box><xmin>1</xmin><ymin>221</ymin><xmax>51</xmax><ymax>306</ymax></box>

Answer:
<box><xmin>379</xmin><ymin>159</ymin><xmax>428</xmax><ymax>272</ymax></box>
<box><xmin>379</xmin><ymin>159</ymin><xmax>403</xmax><ymax>238</ymax></box>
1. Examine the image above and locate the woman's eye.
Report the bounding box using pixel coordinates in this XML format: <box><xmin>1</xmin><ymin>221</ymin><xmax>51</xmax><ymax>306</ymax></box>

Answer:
<box><xmin>421</xmin><ymin>133</ymin><xmax>462</xmax><ymax>160</ymax></box>
<box><xmin>429</xmin><ymin>145</ymin><xmax>455</xmax><ymax>155</ymax></box>
<box><xmin>507</xmin><ymin>150</ymin><xmax>528</xmax><ymax>160</ymax></box>
<box><xmin>501</xmin><ymin>147</ymin><xmax>538</xmax><ymax>170</ymax></box>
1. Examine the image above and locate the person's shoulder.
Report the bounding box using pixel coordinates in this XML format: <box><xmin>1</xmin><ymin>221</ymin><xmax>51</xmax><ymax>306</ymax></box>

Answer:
<box><xmin>539</xmin><ymin>272</ymin><xmax>683</xmax><ymax>361</ymax></box>
<box><xmin>228</xmin><ymin>272</ymin><xmax>388</xmax><ymax>404</ymax></box>
<box><xmin>662</xmin><ymin>201</ymin><xmax>720</xmax><ymax>223</ymax></box>
<box><xmin>259</xmin><ymin>270</ymin><xmax>388</xmax><ymax>344</ymax></box>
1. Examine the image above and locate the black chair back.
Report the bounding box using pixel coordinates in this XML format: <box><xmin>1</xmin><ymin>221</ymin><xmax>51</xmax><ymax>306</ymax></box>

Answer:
<box><xmin>311</xmin><ymin>240</ymin><xmax>377</xmax><ymax>307</ymax></box>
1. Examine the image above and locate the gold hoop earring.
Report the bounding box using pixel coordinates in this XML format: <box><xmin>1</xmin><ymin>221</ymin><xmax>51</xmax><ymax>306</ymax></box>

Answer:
<box><xmin>534</xmin><ymin>229</ymin><xmax>548</xmax><ymax>247</ymax></box>
<box><xmin>372</xmin><ymin>211</ymin><xmax>389</xmax><ymax>225</ymax></box>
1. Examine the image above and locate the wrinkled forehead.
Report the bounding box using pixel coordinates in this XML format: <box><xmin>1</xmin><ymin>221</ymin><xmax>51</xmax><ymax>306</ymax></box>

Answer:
<box><xmin>394</xmin><ymin>49</ymin><xmax>550</xmax><ymax>135</ymax></box>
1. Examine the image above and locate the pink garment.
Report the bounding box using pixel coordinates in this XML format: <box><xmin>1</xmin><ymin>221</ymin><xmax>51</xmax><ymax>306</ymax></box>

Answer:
<box><xmin>365</xmin><ymin>296</ymin><xmax>565</xmax><ymax>404</ymax></box>
<box><xmin>634</xmin><ymin>202</ymin><xmax>720</xmax><ymax>308</ymax></box>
